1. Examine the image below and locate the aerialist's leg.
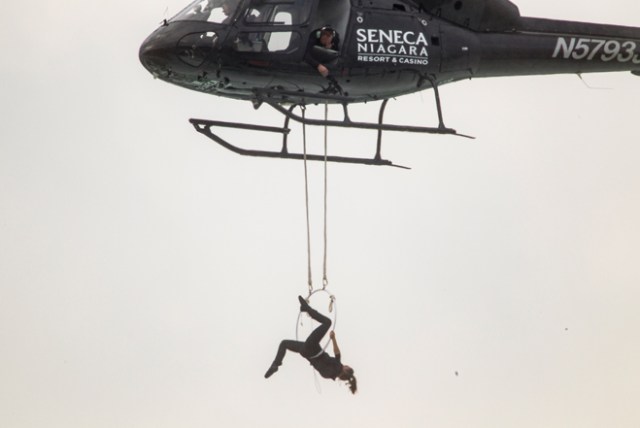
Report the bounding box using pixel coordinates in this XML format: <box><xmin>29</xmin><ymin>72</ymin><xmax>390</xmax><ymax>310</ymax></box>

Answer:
<box><xmin>264</xmin><ymin>340</ymin><xmax>303</xmax><ymax>378</ymax></box>
<box><xmin>298</xmin><ymin>296</ymin><xmax>332</xmax><ymax>354</ymax></box>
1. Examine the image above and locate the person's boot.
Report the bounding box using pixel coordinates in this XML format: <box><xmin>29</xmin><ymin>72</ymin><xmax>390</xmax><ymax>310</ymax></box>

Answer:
<box><xmin>299</xmin><ymin>295</ymin><xmax>329</xmax><ymax>324</ymax></box>
<box><xmin>264</xmin><ymin>364</ymin><xmax>279</xmax><ymax>379</ymax></box>
<box><xmin>298</xmin><ymin>295</ymin><xmax>311</xmax><ymax>313</ymax></box>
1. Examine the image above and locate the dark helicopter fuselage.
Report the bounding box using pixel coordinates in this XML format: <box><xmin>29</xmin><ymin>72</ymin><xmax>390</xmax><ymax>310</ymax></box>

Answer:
<box><xmin>139</xmin><ymin>0</ymin><xmax>640</xmax><ymax>105</ymax></box>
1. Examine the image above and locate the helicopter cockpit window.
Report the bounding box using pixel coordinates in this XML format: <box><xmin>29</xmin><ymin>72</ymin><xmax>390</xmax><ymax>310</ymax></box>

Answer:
<box><xmin>177</xmin><ymin>31</ymin><xmax>219</xmax><ymax>66</ymax></box>
<box><xmin>171</xmin><ymin>0</ymin><xmax>241</xmax><ymax>24</ymax></box>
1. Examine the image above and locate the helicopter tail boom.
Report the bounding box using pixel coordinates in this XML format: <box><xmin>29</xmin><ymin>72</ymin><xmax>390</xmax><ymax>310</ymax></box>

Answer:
<box><xmin>518</xmin><ymin>17</ymin><xmax>640</xmax><ymax>41</ymax></box>
<box><xmin>473</xmin><ymin>17</ymin><xmax>640</xmax><ymax>78</ymax></box>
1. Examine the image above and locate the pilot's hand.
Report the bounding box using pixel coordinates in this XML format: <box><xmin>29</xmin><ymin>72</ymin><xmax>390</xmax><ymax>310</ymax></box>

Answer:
<box><xmin>317</xmin><ymin>64</ymin><xmax>329</xmax><ymax>77</ymax></box>
<box><xmin>329</xmin><ymin>331</ymin><xmax>336</xmax><ymax>340</ymax></box>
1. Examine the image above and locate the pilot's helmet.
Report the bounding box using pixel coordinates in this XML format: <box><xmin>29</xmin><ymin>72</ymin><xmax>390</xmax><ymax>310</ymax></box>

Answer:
<box><xmin>320</xmin><ymin>25</ymin><xmax>336</xmax><ymax>36</ymax></box>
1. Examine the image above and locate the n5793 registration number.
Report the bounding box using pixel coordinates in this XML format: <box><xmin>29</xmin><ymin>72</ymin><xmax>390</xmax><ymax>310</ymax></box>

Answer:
<box><xmin>552</xmin><ymin>37</ymin><xmax>640</xmax><ymax>63</ymax></box>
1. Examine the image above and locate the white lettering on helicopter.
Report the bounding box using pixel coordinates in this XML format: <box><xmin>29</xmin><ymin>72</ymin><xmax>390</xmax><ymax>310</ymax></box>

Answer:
<box><xmin>355</xmin><ymin>28</ymin><xmax>429</xmax><ymax>65</ymax></box>
<box><xmin>552</xmin><ymin>37</ymin><xmax>640</xmax><ymax>63</ymax></box>
<box><xmin>355</xmin><ymin>55</ymin><xmax>429</xmax><ymax>65</ymax></box>
<box><xmin>356</xmin><ymin>29</ymin><xmax>429</xmax><ymax>45</ymax></box>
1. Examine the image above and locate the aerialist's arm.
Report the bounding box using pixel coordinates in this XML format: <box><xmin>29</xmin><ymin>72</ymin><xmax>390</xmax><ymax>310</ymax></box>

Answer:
<box><xmin>330</xmin><ymin>331</ymin><xmax>341</xmax><ymax>358</ymax></box>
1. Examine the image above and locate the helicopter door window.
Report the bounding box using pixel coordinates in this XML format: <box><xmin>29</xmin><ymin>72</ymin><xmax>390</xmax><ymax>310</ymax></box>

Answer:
<box><xmin>264</xmin><ymin>11</ymin><xmax>293</xmax><ymax>50</ymax></box>
<box><xmin>234</xmin><ymin>7</ymin><xmax>299</xmax><ymax>53</ymax></box>
<box><xmin>312</xmin><ymin>0</ymin><xmax>349</xmax><ymax>43</ymax></box>
<box><xmin>233</xmin><ymin>30</ymin><xmax>300</xmax><ymax>53</ymax></box>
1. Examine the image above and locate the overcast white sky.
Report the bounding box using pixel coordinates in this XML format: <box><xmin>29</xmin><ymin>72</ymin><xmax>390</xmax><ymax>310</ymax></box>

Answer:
<box><xmin>1</xmin><ymin>1</ymin><xmax>639</xmax><ymax>427</ymax></box>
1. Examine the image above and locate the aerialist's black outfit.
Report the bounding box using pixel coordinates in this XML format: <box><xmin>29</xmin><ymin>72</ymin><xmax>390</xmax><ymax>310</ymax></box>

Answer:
<box><xmin>265</xmin><ymin>297</ymin><xmax>343</xmax><ymax>379</ymax></box>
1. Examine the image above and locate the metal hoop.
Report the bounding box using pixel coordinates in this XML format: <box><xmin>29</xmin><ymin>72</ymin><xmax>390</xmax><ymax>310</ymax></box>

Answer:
<box><xmin>295</xmin><ymin>289</ymin><xmax>337</xmax><ymax>359</ymax></box>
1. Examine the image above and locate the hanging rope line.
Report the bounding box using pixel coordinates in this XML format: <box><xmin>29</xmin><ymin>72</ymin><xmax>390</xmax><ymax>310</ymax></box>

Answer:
<box><xmin>301</xmin><ymin>105</ymin><xmax>313</xmax><ymax>293</ymax></box>
<box><xmin>300</xmin><ymin>103</ymin><xmax>331</xmax><ymax>294</ymax></box>
<box><xmin>297</xmin><ymin>103</ymin><xmax>336</xmax><ymax>360</ymax></box>
<box><xmin>322</xmin><ymin>102</ymin><xmax>329</xmax><ymax>289</ymax></box>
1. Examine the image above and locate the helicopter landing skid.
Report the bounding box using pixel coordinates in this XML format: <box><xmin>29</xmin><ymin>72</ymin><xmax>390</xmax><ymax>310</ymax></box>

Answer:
<box><xmin>189</xmin><ymin>97</ymin><xmax>473</xmax><ymax>169</ymax></box>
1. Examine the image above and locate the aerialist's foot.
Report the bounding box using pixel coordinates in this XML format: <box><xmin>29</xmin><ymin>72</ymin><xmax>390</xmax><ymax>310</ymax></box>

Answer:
<box><xmin>264</xmin><ymin>365</ymin><xmax>278</xmax><ymax>379</ymax></box>
<box><xmin>298</xmin><ymin>295</ymin><xmax>311</xmax><ymax>312</ymax></box>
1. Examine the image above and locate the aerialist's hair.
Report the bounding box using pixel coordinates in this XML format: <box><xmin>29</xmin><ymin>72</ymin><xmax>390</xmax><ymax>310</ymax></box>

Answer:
<box><xmin>341</xmin><ymin>367</ymin><xmax>357</xmax><ymax>394</ymax></box>
<box><xmin>346</xmin><ymin>374</ymin><xmax>357</xmax><ymax>394</ymax></box>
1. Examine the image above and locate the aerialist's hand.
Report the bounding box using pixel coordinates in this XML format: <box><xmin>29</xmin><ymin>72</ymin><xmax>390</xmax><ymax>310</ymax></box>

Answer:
<box><xmin>330</xmin><ymin>330</ymin><xmax>340</xmax><ymax>356</ymax></box>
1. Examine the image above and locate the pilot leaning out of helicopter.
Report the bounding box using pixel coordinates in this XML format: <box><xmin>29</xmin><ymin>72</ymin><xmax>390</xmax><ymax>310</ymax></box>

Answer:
<box><xmin>305</xmin><ymin>26</ymin><xmax>340</xmax><ymax>77</ymax></box>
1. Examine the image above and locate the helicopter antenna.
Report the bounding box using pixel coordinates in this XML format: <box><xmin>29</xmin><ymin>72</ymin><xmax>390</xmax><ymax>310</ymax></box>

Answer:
<box><xmin>158</xmin><ymin>6</ymin><xmax>169</xmax><ymax>26</ymax></box>
<box><xmin>576</xmin><ymin>73</ymin><xmax>611</xmax><ymax>91</ymax></box>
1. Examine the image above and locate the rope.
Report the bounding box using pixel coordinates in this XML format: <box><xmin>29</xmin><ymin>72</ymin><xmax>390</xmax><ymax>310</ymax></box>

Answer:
<box><xmin>301</xmin><ymin>105</ymin><xmax>313</xmax><ymax>293</ymax></box>
<box><xmin>296</xmin><ymin>104</ymin><xmax>336</xmax><ymax>361</ymax></box>
<box><xmin>322</xmin><ymin>102</ymin><xmax>329</xmax><ymax>290</ymax></box>
<box><xmin>301</xmin><ymin>104</ymin><xmax>330</xmax><ymax>293</ymax></box>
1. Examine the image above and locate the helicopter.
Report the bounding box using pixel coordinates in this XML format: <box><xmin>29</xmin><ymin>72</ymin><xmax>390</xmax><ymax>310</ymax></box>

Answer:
<box><xmin>139</xmin><ymin>0</ymin><xmax>640</xmax><ymax>167</ymax></box>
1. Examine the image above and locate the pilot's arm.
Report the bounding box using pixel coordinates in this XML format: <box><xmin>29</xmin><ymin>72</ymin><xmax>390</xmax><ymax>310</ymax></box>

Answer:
<box><xmin>305</xmin><ymin>52</ymin><xmax>330</xmax><ymax>77</ymax></box>
<box><xmin>305</xmin><ymin>35</ymin><xmax>321</xmax><ymax>67</ymax></box>
<box><xmin>304</xmin><ymin>34</ymin><xmax>331</xmax><ymax>77</ymax></box>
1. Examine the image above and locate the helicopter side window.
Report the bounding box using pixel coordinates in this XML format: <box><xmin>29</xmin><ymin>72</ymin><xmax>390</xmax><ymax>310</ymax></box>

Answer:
<box><xmin>233</xmin><ymin>29</ymin><xmax>300</xmax><ymax>53</ymax></box>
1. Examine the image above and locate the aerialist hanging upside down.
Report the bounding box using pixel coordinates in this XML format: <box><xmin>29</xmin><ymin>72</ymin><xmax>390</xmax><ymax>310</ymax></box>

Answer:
<box><xmin>264</xmin><ymin>296</ymin><xmax>357</xmax><ymax>394</ymax></box>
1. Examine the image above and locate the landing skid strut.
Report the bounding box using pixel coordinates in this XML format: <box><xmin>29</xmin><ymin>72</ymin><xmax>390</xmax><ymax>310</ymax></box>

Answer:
<box><xmin>190</xmin><ymin>86</ymin><xmax>473</xmax><ymax>168</ymax></box>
